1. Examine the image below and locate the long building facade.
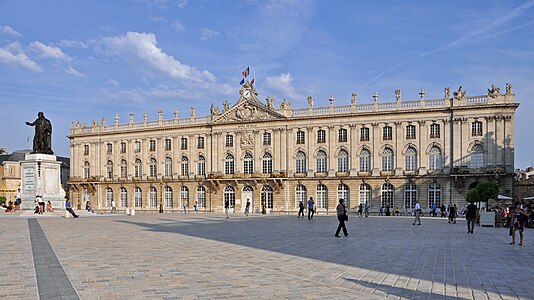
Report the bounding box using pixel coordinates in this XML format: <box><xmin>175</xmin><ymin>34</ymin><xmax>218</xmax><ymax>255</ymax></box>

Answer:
<box><xmin>68</xmin><ymin>82</ymin><xmax>518</xmax><ymax>214</ymax></box>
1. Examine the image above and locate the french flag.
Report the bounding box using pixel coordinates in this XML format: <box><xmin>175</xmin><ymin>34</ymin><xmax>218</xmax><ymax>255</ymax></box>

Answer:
<box><xmin>242</xmin><ymin>66</ymin><xmax>249</xmax><ymax>78</ymax></box>
<box><xmin>239</xmin><ymin>78</ymin><xmax>245</xmax><ymax>85</ymax></box>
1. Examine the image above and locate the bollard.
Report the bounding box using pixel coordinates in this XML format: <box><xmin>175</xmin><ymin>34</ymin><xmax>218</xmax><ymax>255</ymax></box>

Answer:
<box><xmin>65</xmin><ymin>210</ymin><xmax>71</xmax><ymax>218</ymax></box>
<box><xmin>125</xmin><ymin>208</ymin><xmax>130</xmax><ymax>215</ymax></box>
<box><xmin>130</xmin><ymin>209</ymin><xmax>135</xmax><ymax>216</ymax></box>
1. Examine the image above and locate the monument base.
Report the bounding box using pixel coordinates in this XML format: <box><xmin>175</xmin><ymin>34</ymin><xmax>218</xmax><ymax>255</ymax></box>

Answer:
<box><xmin>20</xmin><ymin>154</ymin><xmax>66</xmax><ymax>210</ymax></box>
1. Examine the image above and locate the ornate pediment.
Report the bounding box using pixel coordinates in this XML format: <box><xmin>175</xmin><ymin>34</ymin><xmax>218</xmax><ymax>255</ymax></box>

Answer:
<box><xmin>211</xmin><ymin>83</ymin><xmax>286</xmax><ymax>124</ymax></box>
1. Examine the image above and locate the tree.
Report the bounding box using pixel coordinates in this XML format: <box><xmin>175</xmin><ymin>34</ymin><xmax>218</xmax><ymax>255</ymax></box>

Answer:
<box><xmin>466</xmin><ymin>189</ymin><xmax>479</xmax><ymax>203</ymax></box>
<box><xmin>475</xmin><ymin>181</ymin><xmax>500</xmax><ymax>203</ymax></box>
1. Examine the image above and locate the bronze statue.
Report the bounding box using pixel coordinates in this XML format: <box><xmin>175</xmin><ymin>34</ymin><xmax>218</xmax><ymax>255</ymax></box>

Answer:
<box><xmin>26</xmin><ymin>112</ymin><xmax>53</xmax><ymax>155</ymax></box>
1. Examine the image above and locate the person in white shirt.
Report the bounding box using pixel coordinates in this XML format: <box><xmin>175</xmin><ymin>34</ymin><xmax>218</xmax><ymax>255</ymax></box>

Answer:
<box><xmin>111</xmin><ymin>199</ymin><xmax>117</xmax><ymax>213</ymax></box>
<box><xmin>412</xmin><ymin>201</ymin><xmax>422</xmax><ymax>225</ymax></box>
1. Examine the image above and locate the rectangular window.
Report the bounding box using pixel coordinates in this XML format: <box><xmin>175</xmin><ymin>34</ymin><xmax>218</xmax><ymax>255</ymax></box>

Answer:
<box><xmin>84</xmin><ymin>145</ymin><xmax>89</xmax><ymax>156</ymax></box>
<box><xmin>197</xmin><ymin>137</ymin><xmax>205</xmax><ymax>149</ymax></box>
<box><xmin>134</xmin><ymin>141</ymin><xmax>141</xmax><ymax>153</ymax></box>
<box><xmin>164</xmin><ymin>139</ymin><xmax>172</xmax><ymax>151</ymax></box>
<box><xmin>107</xmin><ymin>143</ymin><xmax>113</xmax><ymax>154</ymax></box>
<box><xmin>360</xmin><ymin>127</ymin><xmax>369</xmax><ymax>142</ymax></box>
<box><xmin>181</xmin><ymin>137</ymin><xmax>188</xmax><ymax>150</ymax></box>
<box><xmin>120</xmin><ymin>142</ymin><xmax>127</xmax><ymax>154</ymax></box>
<box><xmin>296</xmin><ymin>131</ymin><xmax>305</xmax><ymax>144</ymax></box>
<box><xmin>383</xmin><ymin>126</ymin><xmax>392</xmax><ymax>140</ymax></box>
<box><xmin>317</xmin><ymin>130</ymin><xmax>326</xmax><ymax>143</ymax></box>
<box><xmin>149</xmin><ymin>140</ymin><xmax>156</xmax><ymax>152</ymax></box>
<box><xmin>406</xmin><ymin>125</ymin><xmax>416</xmax><ymax>139</ymax></box>
<box><xmin>472</xmin><ymin>121</ymin><xmax>483</xmax><ymax>136</ymax></box>
<box><xmin>263</xmin><ymin>132</ymin><xmax>271</xmax><ymax>146</ymax></box>
<box><xmin>225</xmin><ymin>135</ymin><xmax>233</xmax><ymax>147</ymax></box>
<box><xmin>430</xmin><ymin>124</ymin><xmax>440</xmax><ymax>139</ymax></box>
<box><xmin>338</xmin><ymin>128</ymin><xmax>348</xmax><ymax>143</ymax></box>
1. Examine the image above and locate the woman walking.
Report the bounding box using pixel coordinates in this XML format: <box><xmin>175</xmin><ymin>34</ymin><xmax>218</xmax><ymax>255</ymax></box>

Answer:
<box><xmin>335</xmin><ymin>199</ymin><xmax>349</xmax><ymax>237</ymax></box>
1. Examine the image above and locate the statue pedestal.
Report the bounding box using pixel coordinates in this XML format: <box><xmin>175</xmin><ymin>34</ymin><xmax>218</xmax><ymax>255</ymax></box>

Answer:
<box><xmin>20</xmin><ymin>154</ymin><xmax>66</xmax><ymax>210</ymax></box>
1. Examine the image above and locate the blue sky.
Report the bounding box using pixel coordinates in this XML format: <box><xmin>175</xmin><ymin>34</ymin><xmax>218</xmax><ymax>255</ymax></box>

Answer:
<box><xmin>0</xmin><ymin>0</ymin><xmax>533</xmax><ymax>168</ymax></box>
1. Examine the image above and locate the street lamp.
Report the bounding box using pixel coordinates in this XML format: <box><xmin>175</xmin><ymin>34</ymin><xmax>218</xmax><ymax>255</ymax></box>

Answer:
<box><xmin>159</xmin><ymin>179</ymin><xmax>163</xmax><ymax>213</ymax></box>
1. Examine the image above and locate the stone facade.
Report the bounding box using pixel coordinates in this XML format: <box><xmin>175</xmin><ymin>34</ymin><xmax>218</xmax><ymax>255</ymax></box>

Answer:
<box><xmin>68</xmin><ymin>82</ymin><xmax>518</xmax><ymax>214</ymax></box>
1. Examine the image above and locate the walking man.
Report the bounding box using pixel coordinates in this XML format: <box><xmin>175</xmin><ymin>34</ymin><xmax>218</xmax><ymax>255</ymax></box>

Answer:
<box><xmin>510</xmin><ymin>205</ymin><xmax>528</xmax><ymax>245</ymax></box>
<box><xmin>412</xmin><ymin>200</ymin><xmax>421</xmax><ymax>225</ymax></box>
<box><xmin>358</xmin><ymin>203</ymin><xmax>363</xmax><ymax>217</ymax></box>
<box><xmin>307</xmin><ymin>197</ymin><xmax>315</xmax><ymax>220</ymax></box>
<box><xmin>466</xmin><ymin>202</ymin><xmax>478</xmax><ymax>234</ymax></box>
<box><xmin>245</xmin><ymin>199</ymin><xmax>250</xmax><ymax>217</ymax></box>
<box><xmin>364</xmin><ymin>201</ymin><xmax>370</xmax><ymax>217</ymax></box>
<box><xmin>448</xmin><ymin>204</ymin><xmax>456</xmax><ymax>224</ymax></box>
<box><xmin>183</xmin><ymin>199</ymin><xmax>188</xmax><ymax>214</ymax></box>
<box><xmin>335</xmin><ymin>199</ymin><xmax>349</xmax><ymax>237</ymax></box>
<box><xmin>224</xmin><ymin>198</ymin><xmax>230</xmax><ymax>219</ymax></box>
<box><xmin>111</xmin><ymin>199</ymin><xmax>117</xmax><ymax>213</ymax></box>
<box><xmin>297</xmin><ymin>200</ymin><xmax>305</xmax><ymax>218</ymax></box>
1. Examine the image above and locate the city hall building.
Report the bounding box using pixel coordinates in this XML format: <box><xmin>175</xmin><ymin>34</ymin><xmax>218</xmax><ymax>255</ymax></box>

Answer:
<box><xmin>68</xmin><ymin>82</ymin><xmax>518</xmax><ymax>214</ymax></box>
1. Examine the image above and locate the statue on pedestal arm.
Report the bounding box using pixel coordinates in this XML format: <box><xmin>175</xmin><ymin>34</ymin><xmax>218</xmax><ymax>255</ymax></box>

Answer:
<box><xmin>26</xmin><ymin>112</ymin><xmax>53</xmax><ymax>155</ymax></box>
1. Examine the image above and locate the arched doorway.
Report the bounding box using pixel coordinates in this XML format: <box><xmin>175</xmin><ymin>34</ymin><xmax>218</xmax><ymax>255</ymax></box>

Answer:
<box><xmin>242</xmin><ymin>186</ymin><xmax>254</xmax><ymax>213</ymax></box>
<box><xmin>261</xmin><ymin>185</ymin><xmax>273</xmax><ymax>214</ymax></box>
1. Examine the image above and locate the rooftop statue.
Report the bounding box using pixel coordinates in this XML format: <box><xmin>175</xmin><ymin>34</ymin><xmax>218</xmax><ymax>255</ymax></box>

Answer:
<box><xmin>25</xmin><ymin>112</ymin><xmax>53</xmax><ymax>155</ymax></box>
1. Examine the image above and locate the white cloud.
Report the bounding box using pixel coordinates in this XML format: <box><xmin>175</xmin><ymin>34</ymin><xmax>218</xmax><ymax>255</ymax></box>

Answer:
<box><xmin>146</xmin><ymin>85</ymin><xmax>185</xmax><ymax>98</ymax></box>
<box><xmin>30</xmin><ymin>41</ymin><xmax>72</xmax><ymax>62</ymax></box>
<box><xmin>172</xmin><ymin>20</ymin><xmax>186</xmax><ymax>32</ymax></box>
<box><xmin>58</xmin><ymin>39</ymin><xmax>89</xmax><ymax>49</ymax></box>
<box><xmin>141</xmin><ymin>0</ymin><xmax>188</xmax><ymax>8</ymax></box>
<box><xmin>200</xmin><ymin>28</ymin><xmax>219</xmax><ymax>40</ymax></box>
<box><xmin>0</xmin><ymin>42</ymin><xmax>42</xmax><ymax>72</ymax></box>
<box><xmin>96</xmin><ymin>88</ymin><xmax>145</xmax><ymax>103</ymax></box>
<box><xmin>107</xmin><ymin>79</ymin><xmax>120</xmax><ymax>86</ymax></box>
<box><xmin>64</xmin><ymin>66</ymin><xmax>85</xmax><ymax>77</ymax></box>
<box><xmin>264</xmin><ymin>73</ymin><xmax>302</xmax><ymax>100</ymax></box>
<box><xmin>0</xmin><ymin>25</ymin><xmax>22</xmax><ymax>37</ymax></box>
<box><xmin>101</xmin><ymin>32</ymin><xmax>216</xmax><ymax>83</ymax></box>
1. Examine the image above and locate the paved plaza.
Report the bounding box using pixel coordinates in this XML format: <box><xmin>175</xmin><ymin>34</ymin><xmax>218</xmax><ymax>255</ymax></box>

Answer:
<box><xmin>1</xmin><ymin>213</ymin><xmax>533</xmax><ymax>300</ymax></box>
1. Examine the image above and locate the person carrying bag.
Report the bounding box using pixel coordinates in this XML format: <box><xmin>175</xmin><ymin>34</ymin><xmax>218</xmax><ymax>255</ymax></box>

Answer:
<box><xmin>335</xmin><ymin>199</ymin><xmax>349</xmax><ymax>237</ymax></box>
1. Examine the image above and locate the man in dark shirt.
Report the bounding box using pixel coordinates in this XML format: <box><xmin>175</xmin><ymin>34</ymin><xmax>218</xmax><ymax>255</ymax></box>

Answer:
<box><xmin>307</xmin><ymin>197</ymin><xmax>315</xmax><ymax>220</ymax></box>
<box><xmin>466</xmin><ymin>202</ymin><xmax>478</xmax><ymax>234</ymax></box>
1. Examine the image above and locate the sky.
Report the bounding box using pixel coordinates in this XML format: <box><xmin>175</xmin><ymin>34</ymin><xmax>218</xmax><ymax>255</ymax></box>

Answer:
<box><xmin>0</xmin><ymin>0</ymin><xmax>533</xmax><ymax>168</ymax></box>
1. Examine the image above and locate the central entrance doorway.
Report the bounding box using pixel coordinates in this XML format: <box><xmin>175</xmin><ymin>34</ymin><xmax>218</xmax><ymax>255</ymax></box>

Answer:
<box><xmin>242</xmin><ymin>186</ymin><xmax>254</xmax><ymax>214</ymax></box>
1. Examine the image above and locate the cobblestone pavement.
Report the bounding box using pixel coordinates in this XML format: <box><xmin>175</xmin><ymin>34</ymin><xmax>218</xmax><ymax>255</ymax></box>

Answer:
<box><xmin>1</xmin><ymin>213</ymin><xmax>533</xmax><ymax>299</ymax></box>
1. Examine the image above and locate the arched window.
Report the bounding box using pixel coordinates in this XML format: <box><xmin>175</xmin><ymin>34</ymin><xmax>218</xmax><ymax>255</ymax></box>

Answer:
<box><xmin>106</xmin><ymin>187</ymin><xmax>113</xmax><ymax>207</ymax></box>
<box><xmin>180</xmin><ymin>186</ymin><xmax>189</xmax><ymax>207</ymax></box>
<box><xmin>296</xmin><ymin>151</ymin><xmax>306</xmax><ymax>174</ymax></box>
<box><xmin>316</xmin><ymin>150</ymin><xmax>327</xmax><ymax>173</ymax></box>
<box><xmin>120</xmin><ymin>159</ymin><xmax>127</xmax><ymax>178</ymax></box>
<box><xmin>164</xmin><ymin>186</ymin><xmax>173</xmax><ymax>208</ymax></box>
<box><xmin>359</xmin><ymin>184</ymin><xmax>371</xmax><ymax>206</ymax></box>
<box><xmin>337</xmin><ymin>184</ymin><xmax>349</xmax><ymax>208</ymax></box>
<box><xmin>225</xmin><ymin>154</ymin><xmax>234</xmax><ymax>174</ymax></box>
<box><xmin>405</xmin><ymin>147</ymin><xmax>417</xmax><ymax>171</ymax></box>
<box><xmin>382</xmin><ymin>148</ymin><xmax>394</xmax><ymax>171</ymax></box>
<box><xmin>261</xmin><ymin>186</ymin><xmax>273</xmax><ymax>209</ymax></box>
<box><xmin>428</xmin><ymin>146</ymin><xmax>442</xmax><ymax>171</ymax></box>
<box><xmin>197</xmin><ymin>186</ymin><xmax>206</xmax><ymax>208</ymax></box>
<box><xmin>428</xmin><ymin>183</ymin><xmax>442</xmax><ymax>208</ymax></box>
<box><xmin>316</xmin><ymin>184</ymin><xmax>328</xmax><ymax>209</ymax></box>
<box><xmin>224</xmin><ymin>186</ymin><xmax>235</xmax><ymax>208</ymax></box>
<box><xmin>134</xmin><ymin>187</ymin><xmax>142</xmax><ymax>207</ymax></box>
<box><xmin>134</xmin><ymin>159</ymin><xmax>142</xmax><ymax>177</ymax></box>
<box><xmin>359</xmin><ymin>149</ymin><xmax>371</xmax><ymax>172</ymax></box>
<box><xmin>197</xmin><ymin>155</ymin><xmax>206</xmax><ymax>176</ymax></box>
<box><xmin>243</xmin><ymin>153</ymin><xmax>253</xmax><ymax>174</ymax></box>
<box><xmin>262</xmin><ymin>153</ymin><xmax>272</xmax><ymax>174</ymax></box>
<box><xmin>381</xmin><ymin>183</ymin><xmax>394</xmax><ymax>209</ymax></box>
<box><xmin>469</xmin><ymin>144</ymin><xmax>484</xmax><ymax>168</ymax></box>
<box><xmin>149</xmin><ymin>187</ymin><xmax>157</xmax><ymax>207</ymax></box>
<box><xmin>295</xmin><ymin>184</ymin><xmax>307</xmax><ymax>208</ymax></box>
<box><xmin>164</xmin><ymin>157</ymin><xmax>173</xmax><ymax>177</ymax></box>
<box><xmin>181</xmin><ymin>156</ymin><xmax>189</xmax><ymax>176</ymax></box>
<box><xmin>149</xmin><ymin>158</ymin><xmax>157</xmax><ymax>177</ymax></box>
<box><xmin>83</xmin><ymin>161</ymin><xmax>90</xmax><ymax>179</ymax></box>
<box><xmin>106</xmin><ymin>160</ymin><xmax>113</xmax><ymax>179</ymax></box>
<box><xmin>338</xmin><ymin>150</ymin><xmax>349</xmax><ymax>172</ymax></box>
<box><xmin>120</xmin><ymin>187</ymin><xmax>127</xmax><ymax>207</ymax></box>
<box><xmin>404</xmin><ymin>183</ymin><xmax>417</xmax><ymax>211</ymax></box>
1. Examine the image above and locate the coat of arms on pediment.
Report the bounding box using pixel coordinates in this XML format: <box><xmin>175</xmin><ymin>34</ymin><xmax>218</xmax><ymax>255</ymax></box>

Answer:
<box><xmin>211</xmin><ymin>84</ymin><xmax>286</xmax><ymax>124</ymax></box>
